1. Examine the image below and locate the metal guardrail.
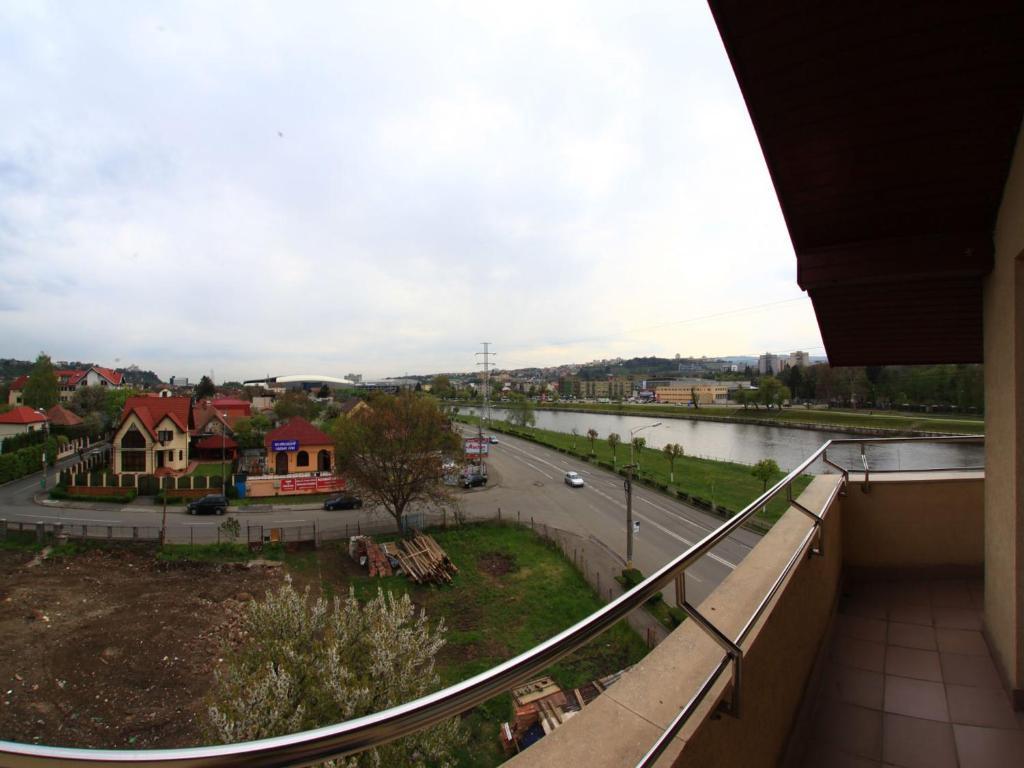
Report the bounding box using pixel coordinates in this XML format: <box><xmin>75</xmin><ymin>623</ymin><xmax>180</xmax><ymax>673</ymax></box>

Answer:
<box><xmin>0</xmin><ymin>436</ymin><xmax>983</xmax><ymax>768</ymax></box>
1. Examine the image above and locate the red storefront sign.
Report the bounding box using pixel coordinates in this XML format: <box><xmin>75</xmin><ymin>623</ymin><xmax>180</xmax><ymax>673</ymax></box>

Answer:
<box><xmin>279</xmin><ymin>476</ymin><xmax>345</xmax><ymax>493</ymax></box>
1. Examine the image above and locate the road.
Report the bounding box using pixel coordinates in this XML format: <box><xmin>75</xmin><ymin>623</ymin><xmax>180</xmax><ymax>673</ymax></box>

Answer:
<box><xmin>0</xmin><ymin>433</ymin><xmax>761</xmax><ymax>604</ymax></box>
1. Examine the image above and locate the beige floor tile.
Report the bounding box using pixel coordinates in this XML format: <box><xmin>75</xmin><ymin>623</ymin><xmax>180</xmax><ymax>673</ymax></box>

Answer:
<box><xmin>833</xmin><ymin>635</ymin><xmax>887</xmax><ymax>674</ymax></box>
<box><xmin>935</xmin><ymin>628</ymin><xmax>990</xmax><ymax>657</ymax></box>
<box><xmin>813</xmin><ymin>700</ymin><xmax>883</xmax><ymax>762</ymax></box>
<box><xmin>820</xmin><ymin>663</ymin><xmax>885</xmax><ymax>710</ymax></box>
<box><xmin>888</xmin><ymin>622</ymin><xmax>938</xmax><ymax>651</ymax></box>
<box><xmin>939</xmin><ymin>653</ymin><xmax>1004</xmax><ymax>689</ymax></box>
<box><xmin>932</xmin><ymin>607</ymin><xmax>983</xmax><ymax>631</ymax></box>
<box><xmin>953</xmin><ymin>723</ymin><xmax>1024</xmax><ymax>768</ymax></box>
<box><xmin>885</xmin><ymin>646</ymin><xmax>942</xmax><ymax>682</ymax></box>
<box><xmin>838</xmin><ymin>614</ymin><xmax>888</xmax><ymax>644</ymax></box>
<box><xmin>887</xmin><ymin>604</ymin><xmax>932</xmax><ymax>627</ymax></box>
<box><xmin>800</xmin><ymin>740</ymin><xmax>883</xmax><ymax>767</ymax></box>
<box><xmin>842</xmin><ymin>595</ymin><xmax>888</xmax><ymax>621</ymax></box>
<box><xmin>887</xmin><ymin>581</ymin><xmax>932</xmax><ymax>608</ymax></box>
<box><xmin>883</xmin><ymin>676</ymin><xmax>949</xmax><ymax>722</ymax></box>
<box><xmin>946</xmin><ymin>685</ymin><xmax>1019</xmax><ymax>729</ymax></box>
<box><xmin>882</xmin><ymin>712</ymin><xmax>958</xmax><ymax>768</ymax></box>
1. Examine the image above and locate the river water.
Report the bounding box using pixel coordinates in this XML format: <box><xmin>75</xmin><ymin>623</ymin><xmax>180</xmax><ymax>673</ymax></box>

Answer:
<box><xmin>462</xmin><ymin>407</ymin><xmax>983</xmax><ymax>473</ymax></box>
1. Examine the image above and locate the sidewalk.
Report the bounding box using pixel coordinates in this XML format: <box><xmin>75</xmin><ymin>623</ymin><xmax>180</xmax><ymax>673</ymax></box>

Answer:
<box><xmin>35</xmin><ymin>494</ymin><xmax>325</xmax><ymax>514</ymax></box>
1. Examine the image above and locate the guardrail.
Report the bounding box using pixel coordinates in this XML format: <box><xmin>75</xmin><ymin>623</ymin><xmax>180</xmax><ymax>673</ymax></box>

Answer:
<box><xmin>0</xmin><ymin>436</ymin><xmax>983</xmax><ymax>768</ymax></box>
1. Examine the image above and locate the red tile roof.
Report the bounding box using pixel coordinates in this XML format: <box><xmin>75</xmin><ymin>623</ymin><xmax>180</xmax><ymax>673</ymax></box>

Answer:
<box><xmin>119</xmin><ymin>396</ymin><xmax>192</xmax><ymax>438</ymax></box>
<box><xmin>10</xmin><ymin>366</ymin><xmax>123</xmax><ymax>391</ymax></box>
<box><xmin>0</xmin><ymin>406</ymin><xmax>48</xmax><ymax>425</ymax></box>
<box><xmin>46</xmin><ymin>405</ymin><xmax>83</xmax><ymax>427</ymax></box>
<box><xmin>265</xmin><ymin>417</ymin><xmax>332</xmax><ymax>449</ymax></box>
<box><xmin>212</xmin><ymin>398</ymin><xmax>251</xmax><ymax>409</ymax></box>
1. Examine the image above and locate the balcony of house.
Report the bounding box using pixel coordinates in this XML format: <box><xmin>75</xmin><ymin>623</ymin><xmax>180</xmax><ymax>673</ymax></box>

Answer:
<box><xmin>506</xmin><ymin>439</ymin><xmax>1024</xmax><ymax>768</ymax></box>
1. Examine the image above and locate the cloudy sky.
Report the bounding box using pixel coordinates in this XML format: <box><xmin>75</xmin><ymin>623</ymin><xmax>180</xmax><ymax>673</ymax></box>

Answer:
<box><xmin>0</xmin><ymin>1</ymin><xmax>823</xmax><ymax>381</ymax></box>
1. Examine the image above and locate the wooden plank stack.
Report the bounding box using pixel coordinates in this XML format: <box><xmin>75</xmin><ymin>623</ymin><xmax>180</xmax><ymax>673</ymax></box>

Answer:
<box><xmin>365</xmin><ymin>538</ymin><xmax>393</xmax><ymax>577</ymax></box>
<box><xmin>394</xmin><ymin>532</ymin><xmax>458</xmax><ymax>584</ymax></box>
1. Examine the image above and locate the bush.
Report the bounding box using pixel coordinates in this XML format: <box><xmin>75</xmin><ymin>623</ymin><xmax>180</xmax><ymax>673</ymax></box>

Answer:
<box><xmin>225</xmin><ymin>484</ymin><xmax>239</xmax><ymax>499</ymax></box>
<box><xmin>49</xmin><ymin>486</ymin><xmax>137</xmax><ymax>504</ymax></box>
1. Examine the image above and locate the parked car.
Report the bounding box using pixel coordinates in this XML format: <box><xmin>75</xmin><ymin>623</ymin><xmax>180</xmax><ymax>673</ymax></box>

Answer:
<box><xmin>323</xmin><ymin>493</ymin><xmax>363</xmax><ymax>511</ymax></box>
<box><xmin>564</xmin><ymin>471</ymin><xmax>585</xmax><ymax>488</ymax></box>
<box><xmin>187</xmin><ymin>494</ymin><xmax>228</xmax><ymax>515</ymax></box>
<box><xmin>462</xmin><ymin>472</ymin><xmax>488</xmax><ymax>488</ymax></box>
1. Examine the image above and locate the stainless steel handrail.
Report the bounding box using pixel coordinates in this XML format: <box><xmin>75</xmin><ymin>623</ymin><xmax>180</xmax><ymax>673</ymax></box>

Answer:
<box><xmin>0</xmin><ymin>436</ymin><xmax>983</xmax><ymax>767</ymax></box>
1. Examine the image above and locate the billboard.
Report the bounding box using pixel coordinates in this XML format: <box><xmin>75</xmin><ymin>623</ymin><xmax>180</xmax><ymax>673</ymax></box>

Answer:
<box><xmin>464</xmin><ymin>438</ymin><xmax>489</xmax><ymax>456</ymax></box>
<box><xmin>279</xmin><ymin>476</ymin><xmax>345</xmax><ymax>492</ymax></box>
<box><xmin>271</xmin><ymin>439</ymin><xmax>299</xmax><ymax>452</ymax></box>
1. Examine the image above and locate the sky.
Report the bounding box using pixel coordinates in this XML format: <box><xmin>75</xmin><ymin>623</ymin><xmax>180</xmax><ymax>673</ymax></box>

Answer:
<box><xmin>0</xmin><ymin>0</ymin><xmax>824</xmax><ymax>382</ymax></box>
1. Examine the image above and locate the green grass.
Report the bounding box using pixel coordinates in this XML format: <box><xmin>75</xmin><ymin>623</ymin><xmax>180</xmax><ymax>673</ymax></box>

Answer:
<box><xmin>229</xmin><ymin>492</ymin><xmax>337</xmax><ymax>507</ymax></box>
<box><xmin>454</xmin><ymin>400</ymin><xmax>984</xmax><ymax>435</ymax></box>
<box><xmin>188</xmin><ymin>462</ymin><xmax>233</xmax><ymax>478</ymax></box>
<box><xmin>0</xmin><ymin>530</ymin><xmax>45</xmax><ymax>552</ymax></box>
<box><xmin>157</xmin><ymin>542</ymin><xmax>285</xmax><ymax>563</ymax></box>
<box><xmin>458</xmin><ymin>416</ymin><xmax>812</xmax><ymax>525</ymax></box>
<box><xmin>345</xmin><ymin>523</ymin><xmax>648</xmax><ymax>768</ymax></box>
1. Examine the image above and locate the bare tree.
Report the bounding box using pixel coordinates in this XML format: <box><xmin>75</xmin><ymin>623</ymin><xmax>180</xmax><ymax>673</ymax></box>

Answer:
<box><xmin>332</xmin><ymin>392</ymin><xmax>461</xmax><ymax>534</ymax></box>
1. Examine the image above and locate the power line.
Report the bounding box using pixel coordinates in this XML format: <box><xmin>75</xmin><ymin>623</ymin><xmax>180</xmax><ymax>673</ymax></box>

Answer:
<box><xmin>475</xmin><ymin>342</ymin><xmax>495</xmax><ymax>424</ymax></box>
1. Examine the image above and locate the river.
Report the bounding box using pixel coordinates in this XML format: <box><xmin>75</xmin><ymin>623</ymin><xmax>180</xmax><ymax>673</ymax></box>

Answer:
<box><xmin>461</xmin><ymin>407</ymin><xmax>983</xmax><ymax>472</ymax></box>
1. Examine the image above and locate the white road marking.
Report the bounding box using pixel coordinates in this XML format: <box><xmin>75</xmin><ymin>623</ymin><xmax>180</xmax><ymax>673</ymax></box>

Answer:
<box><xmin>21</xmin><ymin>514</ymin><xmax>122</xmax><ymax>524</ymax></box>
<box><xmin>506</xmin><ymin>451</ymin><xmax>554</xmax><ymax>480</ymax></box>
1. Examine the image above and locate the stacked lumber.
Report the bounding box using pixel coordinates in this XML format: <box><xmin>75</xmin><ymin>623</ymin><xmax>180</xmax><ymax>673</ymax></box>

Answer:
<box><xmin>394</xmin><ymin>532</ymin><xmax>458</xmax><ymax>584</ymax></box>
<box><xmin>365</xmin><ymin>539</ymin><xmax>393</xmax><ymax>577</ymax></box>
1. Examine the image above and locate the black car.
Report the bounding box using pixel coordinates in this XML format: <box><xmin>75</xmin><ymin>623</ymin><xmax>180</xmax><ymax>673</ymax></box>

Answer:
<box><xmin>462</xmin><ymin>473</ymin><xmax>487</xmax><ymax>488</ymax></box>
<box><xmin>187</xmin><ymin>494</ymin><xmax>228</xmax><ymax>515</ymax></box>
<box><xmin>323</xmin><ymin>493</ymin><xmax>363</xmax><ymax>510</ymax></box>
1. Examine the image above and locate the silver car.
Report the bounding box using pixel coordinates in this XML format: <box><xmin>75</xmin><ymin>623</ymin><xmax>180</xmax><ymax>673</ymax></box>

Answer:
<box><xmin>564</xmin><ymin>471</ymin><xmax>584</xmax><ymax>488</ymax></box>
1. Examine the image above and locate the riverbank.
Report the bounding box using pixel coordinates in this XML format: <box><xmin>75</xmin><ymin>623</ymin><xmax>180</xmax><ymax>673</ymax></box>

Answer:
<box><xmin>457</xmin><ymin>416</ymin><xmax>811</xmax><ymax>527</ymax></box>
<box><xmin>452</xmin><ymin>401</ymin><xmax>983</xmax><ymax>436</ymax></box>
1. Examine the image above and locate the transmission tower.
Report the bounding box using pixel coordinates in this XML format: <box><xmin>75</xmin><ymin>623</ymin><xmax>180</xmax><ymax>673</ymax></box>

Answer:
<box><xmin>475</xmin><ymin>342</ymin><xmax>495</xmax><ymax>425</ymax></box>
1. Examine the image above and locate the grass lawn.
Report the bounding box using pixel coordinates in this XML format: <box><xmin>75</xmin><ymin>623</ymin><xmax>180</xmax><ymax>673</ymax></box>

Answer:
<box><xmin>454</xmin><ymin>400</ymin><xmax>984</xmax><ymax>435</ymax></box>
<box><xmin>345</xmin><ymin>523</ymin><xmax>648</xmax><ymax>768</ymax></box>
<box><xmin>458</xmin><ymin>416</ymin><xmax>811</xmax><ymax>525</ymax></box>
<box><xmin>188</xmin><ymin>462</ymin><xmax>233</xmax><ymax>478</ymax></box>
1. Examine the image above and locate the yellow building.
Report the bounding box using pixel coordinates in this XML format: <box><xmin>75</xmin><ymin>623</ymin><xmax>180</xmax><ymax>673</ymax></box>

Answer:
<box><xmin>112</xmin><ymin>396</ymin><xmax>192</xmax><ymax>475</ymax></box>
<box><xmin>654</xmin><ymin>382</ymin><xmax>729</xmax><ymax>405</ymax></box>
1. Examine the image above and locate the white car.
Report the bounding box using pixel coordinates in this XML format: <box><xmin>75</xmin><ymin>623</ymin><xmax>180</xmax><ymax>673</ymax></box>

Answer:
<box><xmin>564</xmin><ymin>471</ymin><xmax>585</xmax><ymax>488</ymax></box>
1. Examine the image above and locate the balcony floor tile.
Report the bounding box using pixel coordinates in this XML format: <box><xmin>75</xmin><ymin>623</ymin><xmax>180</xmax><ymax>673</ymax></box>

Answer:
<box><xmin>882</xmin><ymin>712</ymin><xmax>958</xmax><ymax>768</ymax></box>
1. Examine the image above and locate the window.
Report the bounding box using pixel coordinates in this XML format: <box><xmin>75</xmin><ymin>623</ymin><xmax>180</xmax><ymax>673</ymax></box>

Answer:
<box><xmin>158</xmin><ymin>430</ymin><xmax>173</xmax><ymax>443</ymax></box>
<box><xmin>296</xmin><ymin>450</ymin><xmax>309</xmax><ymax>467</ymax></box>
<box><xmin>121</xmin><ymin>450</ymin><xmax>146</xmax><ymax>472</ymax></box>
<box><xmin>179</xmin><ymin>450</ymin><xmax>183</xmax><ymax>461</ymax></box>
<box><xmin>121</xmin><ymin>426</ymin><xmax>146</xmax><ymax>449</ymax></box>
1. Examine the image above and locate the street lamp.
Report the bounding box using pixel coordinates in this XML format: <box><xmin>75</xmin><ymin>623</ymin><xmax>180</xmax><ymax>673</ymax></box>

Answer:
<box><xmin>624</xmin><ymin>421</ymin><xmax>661</xmax><ymax>569</ymax></box>
<box><xmin>221</xmin><ymin>413</ymin><xmax>229</xmax><ymax>493</ymax></box>
<box><xmin>38</xmin><ymin>411</ymin><xmax>49</xmax><ymax>491</ymax></box>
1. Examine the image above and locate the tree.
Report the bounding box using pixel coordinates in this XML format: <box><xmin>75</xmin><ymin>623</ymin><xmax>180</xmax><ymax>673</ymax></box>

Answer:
<box><xmin>631</xmin><ymin>436</ymin><xmax>646</xmax><ymax>468</ymax></box>
<box><xmin>430</xmin><ymin>375</ymin><xmax>452</xmax><ymax>399</ymax></box>
<box><xmin>274</xmin><ymin>390</ymin><xmax>321</xmax><ymax>421</ymax></box>
<box><xmin>690</xmin><ymin>386</ymin><xmax>700</xmax><ymax>409</ymax></box>
<box><xmin>607</xmin><ymin>432</ymin><xmax>621</xmax><ymax>467</ymax></box>
<box><xmin>69</xmin><ymin>385</ymin><xmax>109</xmax><ymax>418</ymax></box>
<box><xmin>570</xmin><ymin>427</ymin><xmax>578</xmax><ymax>451</ymax></box>
<box><xmin>316</xmin><ymin>384</ymin><xmax>332</xmax><ymax>399</ymax></box>
<box><xmin>734</xmin><ymin>388</ymin><xmax>750</xmax><ymax>409</ymax></box>
<box><xmin>751</xmin><ymin>458</ymin><xmax>781</xmax><ymax>493</ymax></box>
<box><xmin>586</xmin><ymin>428</ymin><xmax>599</xmax><ymax>456</ymax></box>
<box><xmin>332</xmin><ymin>392</ymin><xmax>461</xmax><ymax>534</ymax></box>
<box><xmin>209</xmin><ymin>578</ymin><xmax>463</xmax><ymax>766</ymax></box>
<box><xmin>22</xmin><ymin>353</ymin><xmax>58</xmax><ymax>409</ymax></box>
<box><xmin>758</xmin><ymin>376</ymin><xmax>783</xmax><ymax>409</ymax></box>
<box><xmin>105</xmin><ymin>387</ymin><xmax>138</xmax><ymax>428</ymax></box>
<box><xmin>506</xmin><ymin>395</ymin><xmax>535</xmax><ymax>430</ymax></box>
<box><xmin>777</xmin><ymin>384</ymin><xmax>792</xmax><ymax>409</ymax></box>
<box><xmin>662</xmin><ymin>443</ymin><xmax>684</xmax><ymax>483</ymax></box>
<box><xmin>196</xmin><ymin>375</ymin><xmax>216</xmax><ymax>399</ymax></box>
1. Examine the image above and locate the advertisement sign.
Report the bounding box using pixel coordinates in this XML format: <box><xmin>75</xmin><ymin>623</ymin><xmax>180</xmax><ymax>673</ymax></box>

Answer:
<box><xmin>464</xmin><ymin>438</ymin><xmax>489</xmax><ymax>456</ymax></box>
<box><xmin>279</xmin><ymin>476</ymin><xmax>345</xmax><ymax>492</ymax></box>
<box><xmin>271</xmin><ymin>439</ymin><xmax>299</xmax><ymax>452</ymax></box>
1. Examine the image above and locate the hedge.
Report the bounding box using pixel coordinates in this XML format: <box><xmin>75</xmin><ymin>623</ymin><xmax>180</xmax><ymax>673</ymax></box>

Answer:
<box><xmin>50</xmin><ymin>486</ymin><xmax>138</xmax><ymax>504</ymax></box>
<box><xmin>0</xmin><ymin>441</ymin><xmax>53</xmax><ymax>484</ymax></box>
<box><xmin>1</xmin><ymin>430</ymin><xmax>45</xmax><ymax>454</ymax></box>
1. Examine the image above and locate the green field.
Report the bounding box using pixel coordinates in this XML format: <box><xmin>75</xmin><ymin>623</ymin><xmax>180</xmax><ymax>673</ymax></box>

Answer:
<box><xmin>458</xmin><ymin>415</ymin><xmax>812</xmax><ymax>525</ymax></box>
<box><xmin>453</xmin><ymin>400</ymin><xmax>984</xmax><ymax>435</ymax></box>
<box><xmin>188</xmin><ymin>462</ymin><xmax>232</xmax><ymax>477</ymax></box>
<box><xmin>346</xmin><ymin>524</ymin><xmax>647</xmax><ymax>768</ymax></box>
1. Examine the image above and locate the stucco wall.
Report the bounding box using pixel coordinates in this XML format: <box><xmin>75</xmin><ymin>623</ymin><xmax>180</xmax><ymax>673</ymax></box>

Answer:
<box><xmin>985</xmin><ymin>122</ymin><xmax>1024</xmax><ymax>694</ymax></box>
<box><xmin>841</xmin><ymin>474</ymin><xmax>984</xmax><ymax>571</ymax></box>
<box><xmin>270</xmin><ymin>445</ymin><xmax>334</xmax><ymax>474</ymax></box>
<box><xmin>113</xmin><ymin>413</ymin><xmax>190</xmax><ymax>474</ymax></box>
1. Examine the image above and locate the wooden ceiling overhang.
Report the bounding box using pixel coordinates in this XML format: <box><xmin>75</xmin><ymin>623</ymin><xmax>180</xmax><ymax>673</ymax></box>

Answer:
<box><xmin>708</xmin><ymin>2</ymin><xmax>1024</xmax><ymax>365</ymax></box>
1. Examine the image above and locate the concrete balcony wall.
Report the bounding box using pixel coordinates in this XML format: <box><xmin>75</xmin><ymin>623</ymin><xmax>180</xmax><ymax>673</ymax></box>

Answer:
<box><xmin>841</xmin><ymin>472</ymin><xmax>985</xmax><ymax>573</ymax></box>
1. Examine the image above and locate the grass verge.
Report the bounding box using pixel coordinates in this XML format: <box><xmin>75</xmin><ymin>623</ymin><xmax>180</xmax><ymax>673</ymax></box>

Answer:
<box><xmin>343</xmin><ymin>523</ymin><xmax>648</xmax><ymax>768</ymax></box>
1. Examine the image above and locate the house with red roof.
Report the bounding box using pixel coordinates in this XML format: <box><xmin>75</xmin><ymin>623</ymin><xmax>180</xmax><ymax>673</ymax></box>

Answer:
<box><xmin>0</xmin><ymin>406</ymin><xmax>49</xmax><ymax>439</ymax></box>
<box><xmin>264</xmin><ymin>417</ymin><xmax>334</xmax><ymax>475</ymax></box>
<box><xmin>7</xmin><ymin>365</ymin><xmax>124</xmax><ymax>406</ymax></box>
<box><xmin>45</xmin><ymin>404</ymin><xmax>83</xmax><ymax>428</ymax></box>
<box><xmin>112</xmin><ymin>395</ymin><xmax>193</xmax><ymax>475</ymax></box>
<box><xmin>212</xmin><ymin>397</ymin><xmax>251</xmax><ymax>426</ymax></box>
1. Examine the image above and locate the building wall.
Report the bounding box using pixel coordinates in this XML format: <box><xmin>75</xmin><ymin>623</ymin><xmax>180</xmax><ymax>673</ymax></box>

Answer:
<box><xmin>269</xmin><ymin>444</ymin><xmax>335</xmax><ymax>474</ymax></box>
<box><xmin>655</xmin><ymin>383</ymin><xmax>728</xmax><ymax>405</ymax></box>
<box><xmin>7</xmin><ymin>390</ymin><xmax>21</xmax><ymax>406</ymax></box>
<box><xmin>112</xmin><ymin>412</ymin><xmax>190</xmax><ymax>474</ymax></box>
<box><xmin>985</xmin><ymin>122</ymin><xmax>1024</xmax><ymax>699</ymax></box>
<box><xmin>0</xmin><ymin>422</ymin><xmax>44</xmax><ymax>438</ymax></box>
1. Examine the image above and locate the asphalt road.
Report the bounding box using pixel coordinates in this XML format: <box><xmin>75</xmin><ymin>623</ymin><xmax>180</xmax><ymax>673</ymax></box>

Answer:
<box><xmin>0</xmin><ymin>433</ymin><xmax>761</xmax><ymax>604</ymax></box>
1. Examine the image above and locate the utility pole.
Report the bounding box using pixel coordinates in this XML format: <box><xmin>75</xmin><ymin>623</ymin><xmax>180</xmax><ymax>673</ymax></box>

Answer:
<box><xmin>624</xmin><ymin>422</ymin><xmax>661</xmax><ymax>570</ymax></box>
<box><xmin>475</xmin><ymin>342</ymin><xmax>495</xmax><ymax>425</ymax></box>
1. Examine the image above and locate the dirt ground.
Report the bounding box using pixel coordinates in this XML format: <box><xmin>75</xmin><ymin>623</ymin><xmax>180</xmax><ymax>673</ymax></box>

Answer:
<box><xmin>0</xmin><ymin>546</ymin><xmax>281</xmax><ymax>749</ymax></box>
